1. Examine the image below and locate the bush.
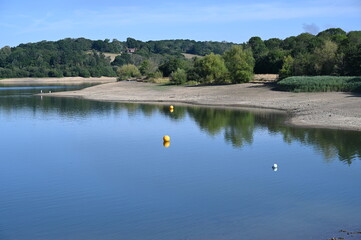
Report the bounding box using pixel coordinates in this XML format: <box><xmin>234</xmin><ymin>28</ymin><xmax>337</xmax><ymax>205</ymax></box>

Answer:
<box><xmin>117</xmin><ymin>64</ymin><xmax>141</xmax><ymax>81</ymax></box>
<box><xmin>277</xmin><ymin>76</ymin><xmax>361</xmax><ymax>92</ymax></box>
<box><xmin>147</xmin><ymin>70</ymin><xmax>163</xmax><ymax>79</ymax></box>
<box><xmin>193</xmin><ymin>53</ymin><xmax>228</xmax><ymax>84</ymax></box>
<box><xmin>170</xmin><ymin>68</ymin><xmax>187</xmax><ymax>85</ymax></box>
<box><xmin>159</xmin><ymin>57</ymin><xmax>187</xmax><ymax>77</ymax></box>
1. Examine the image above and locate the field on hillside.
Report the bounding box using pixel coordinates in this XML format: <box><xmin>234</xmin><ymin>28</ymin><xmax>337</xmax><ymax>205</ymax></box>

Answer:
<box><xmin>182</xmin><ymin>53</ymin><xmax>203</xmax><ymax>59</ymax></box>
<box><xmin>85</xmin><ymin>51</ymin><xmax>120</xmax><ymax>62</ymax></box>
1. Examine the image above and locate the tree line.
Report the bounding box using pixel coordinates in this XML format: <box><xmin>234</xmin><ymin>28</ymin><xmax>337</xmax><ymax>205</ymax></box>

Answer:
<box><xmin>0</xmin><ymin>28</ymin><xmax>360</xmax><ymax>80</ymax></box>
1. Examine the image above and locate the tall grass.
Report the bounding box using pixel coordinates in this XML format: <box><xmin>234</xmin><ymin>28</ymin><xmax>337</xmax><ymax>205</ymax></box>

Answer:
<box><xmin>277</xmin><ymin>76</ymin><xmax>361</xmax><ymax>92</ymax></box>
<box><xmin>147</xmin><ymin>77</ymin><xmax>171</xmax><ymax>84</ymax></box>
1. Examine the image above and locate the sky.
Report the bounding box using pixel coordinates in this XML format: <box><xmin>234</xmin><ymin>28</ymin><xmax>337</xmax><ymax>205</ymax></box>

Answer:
<box><xmin>1</xmin><ymin>0</ymin><xmax>361</xmax><ymax>47</ymax></box>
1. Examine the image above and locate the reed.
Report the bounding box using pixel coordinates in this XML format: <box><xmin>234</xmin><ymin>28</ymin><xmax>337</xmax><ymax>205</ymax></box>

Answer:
<box><xmin>277</xmin><ymin>76</ymin><xmax>361</xmax><ymax>92</ymax></box>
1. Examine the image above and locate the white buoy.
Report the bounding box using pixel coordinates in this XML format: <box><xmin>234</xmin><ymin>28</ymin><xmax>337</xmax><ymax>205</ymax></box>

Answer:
<box><xmin>49</xmin><ymin>91</ymin><xmax>52</xmax><ymax>93</ymax></box>
<box><xmin>40</xmin><ymin>90</ymin><xmax>43</xmax><ymax>93</ymax></box>
<box><xmin>272</xmin><ymin>163</ymin><xmax>278</xmax><ymax>171</ymax></box>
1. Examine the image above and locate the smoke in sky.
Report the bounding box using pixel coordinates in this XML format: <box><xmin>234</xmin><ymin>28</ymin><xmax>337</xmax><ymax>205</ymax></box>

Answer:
<box><xmin>302</xmin><ymin>23</ymin><xmax>320</xmax><ymax>34</ymax></box>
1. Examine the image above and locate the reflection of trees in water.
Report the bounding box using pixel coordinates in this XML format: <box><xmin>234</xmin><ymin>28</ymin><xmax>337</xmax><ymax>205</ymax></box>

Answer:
<box><xmin>0</xmin><ymin>85</ymin><xmax>103</xmax><ymax>117</ymax></box>
<box><xmin>225</xmin><ymin>111</ymin><xmax>256</xmax><ymax>147</ymax></box>
<box><xmin>142</xmin><ymin>104</ymin><xmax>360</xmax><ymax>164</ymax></box>
<box><xmin>268</xmin><ymin>126</ymin><xmax>361</xmax><ymax>164</ymax></box>
<box><xmin>187</xmin><ymin>108</ymin><xmax>232</xmax><ymax>135</ymax></box>
<box><xmin>1</xmin><ymin>93</ymin><xmax>360</xmax><ymax>163</ymax></box>
<box><xmin>159</xmin><ymin>106</ymin><xmax>187</xmax><ymax>121</ymax></box>
<box><xmin>187</xmin><ymin>107</ymin><xmax>255</xmax><ymax>147</ymax></box>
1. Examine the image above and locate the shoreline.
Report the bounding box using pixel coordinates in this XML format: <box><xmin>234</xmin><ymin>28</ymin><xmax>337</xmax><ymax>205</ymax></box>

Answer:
<box><xmin>38</xmin><ymin>81</ymin><xmax>361</xmax><ymax>132</ymax></box>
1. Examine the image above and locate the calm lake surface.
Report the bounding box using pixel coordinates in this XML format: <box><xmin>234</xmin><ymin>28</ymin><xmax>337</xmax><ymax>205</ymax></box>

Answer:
<box><xmin>0</xmin><ymin>84</ymin><xmax>360</xmax><ymax>240</ymax></box>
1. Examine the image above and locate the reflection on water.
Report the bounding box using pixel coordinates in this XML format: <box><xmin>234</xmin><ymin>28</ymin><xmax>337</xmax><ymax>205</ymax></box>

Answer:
<box><xmin>0</xmin><ymin>89</ymin><xmax>360</xmax><ymax>164</ymax></box>
<box><xmin>124</xmin><ymin>104</ymin><xmax>361</xmax><ymax>164</ymax></box>
<box><xmin>0</xmin><ymin>84</ymin><xmax>360</xmax><ymax>240</ymax></box>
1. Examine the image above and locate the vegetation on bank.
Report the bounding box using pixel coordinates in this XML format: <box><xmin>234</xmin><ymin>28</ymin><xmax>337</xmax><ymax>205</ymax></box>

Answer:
<box><xmin>117</xmin><ymin>46</ymin><xmax>255</xmax><ymax>84</ymax></box>
<box><xmin>117</xmin><ymin>64</ymin><xmax>141</xmax><ymax>80</ymax></box>
<box><xmin>277</xmin><ymin>76</ymin><xmax>361</xmax><ymax>92</ymax></box>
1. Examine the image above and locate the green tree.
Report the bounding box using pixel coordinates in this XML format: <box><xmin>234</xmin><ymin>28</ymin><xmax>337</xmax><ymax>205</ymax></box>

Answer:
<box><xmin>313</xmin><ymin>40</ymin><xmax>338</xmax><ymax>75</ymax></box>
<box><xmin>126</xmin><ymin>37</ymin><xmax>142</xmax><ymax>48</ymax></box>
<box><xmin>317</xmin><ymin>28</ymin><xmax>347</xmax><ymax>43</ymax></box>
<box><xmin>247</xmin><ymin>37</ymin><xmax>272</xmax><ymax>74</ymax></box>
<box><xmin>193</xmin><ymin>53</ymin><xmax>228</xmax><ymax>84</ymax></box>
<box><xmin>170</xmin><ymin>68</ymin><xmax>187</xmax><ymax>85</ymax></box>
<box><xmin>112</xmin><ymin>54</ymin><xmax>132</xmax><ymax>66</ymax></box>
<box><xmin>343</xmin><ymin>45</ymin><xmax>361</xmax><ymax>75</ymax></box>
<box><xmin>117</xmin><ymin>64</ymin><xmax>141</xmax><ymax>81</ymax></box>
<box><xmin>340</xmin><ymin>31</ymin><xmax>361</xmax><ymax>75</ymax></box>
<box><xmin>139</xmin><ymin>60</ymin><xmax>152</xmax><ymax>75</ymax></box>
<box><xmin>247</xmin><ymin>37</ymin><xmax>268</xmax><ymax>57</ymax></box>
<box><xmin>264</xmin><ymin>38</ymin><xmax>282</xmax><ymax>50</ymax></box>
<box><xmin>158</xmin><ymin>57</ymin><xmax>186</xmax><ymax>77</ymax></box>
<box><xmin>292</xmin><ymin>53</ymin><xmax>313</xmax><ymax>75</ymax></box>
<box><xmin>279</xmin><ymin>55</ymin><xmax>294</xmax><ymax>79</ymax></box>
<box><xmin>256</xmin><ymin>49</ymin><xmax>287</xmax><ymax>74</ymax></box>
<box><xmin>223</xmin><ymin>45</ymin><xmax>255</xmax><ymax>83</ymax></box>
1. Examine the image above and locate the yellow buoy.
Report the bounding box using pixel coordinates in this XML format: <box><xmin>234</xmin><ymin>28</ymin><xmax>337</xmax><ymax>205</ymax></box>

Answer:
<box><xmin>163</xmin><ymin>141</ymin><xmax>170</xmax><ymax>148</ymax></box>
<box><xmin>163</xmin><ymin>135</ymin><xmax>170</xmax><ymax>142</ymax></box>
<box><xmin>169</xmin><ymin>105</ymin><xmax>174</xmax><ymax>110</ymax></box>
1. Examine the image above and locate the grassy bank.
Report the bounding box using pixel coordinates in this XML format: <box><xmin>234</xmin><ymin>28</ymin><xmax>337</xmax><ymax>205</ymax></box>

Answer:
<box><xmin>277</xmin><ymin>76</ymin><xmax>361</xmax><ymax>92</ymax></box>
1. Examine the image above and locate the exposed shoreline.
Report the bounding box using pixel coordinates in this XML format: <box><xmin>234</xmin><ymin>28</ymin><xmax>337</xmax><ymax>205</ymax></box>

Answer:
<box><xmin>37</xmin><ymin>80</ymin><xmax>361</xmax><ymax>132</ymax></box>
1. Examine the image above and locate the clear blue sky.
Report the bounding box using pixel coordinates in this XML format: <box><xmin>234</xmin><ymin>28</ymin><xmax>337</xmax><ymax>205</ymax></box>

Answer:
<box><xmin>1</xmin><ymin>0</ymin><xmax>360</xmax><ymax>47</ymax></box>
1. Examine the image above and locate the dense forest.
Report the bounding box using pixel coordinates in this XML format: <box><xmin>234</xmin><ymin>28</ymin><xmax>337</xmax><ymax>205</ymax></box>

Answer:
<box><xmin>0</xmin><ymin>28</ymin><xmax>360</xmax><ymax>80</ymax></box>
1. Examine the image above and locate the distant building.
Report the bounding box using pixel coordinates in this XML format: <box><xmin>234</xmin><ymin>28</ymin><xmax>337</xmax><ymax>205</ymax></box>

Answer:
<box><xmin>126</xmin><ymin>48</ymin><xmax>137</xmax><ymax>53</ymax></box>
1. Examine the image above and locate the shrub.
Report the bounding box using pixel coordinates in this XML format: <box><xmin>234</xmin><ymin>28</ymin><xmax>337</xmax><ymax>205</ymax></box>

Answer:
<box><xmin>193</xmin><ymin>53</ymin><xmax>229</xmax><ymax>84</ymax></box>
<box><xmin>158</xmin><ymin>57</ymin><xmax>187</xmax><ymax>77</ymax></box>
<box><xmin>170</xmin><ymin>68</ymin><xmax>187</xmax><ymax>85</ymax></box>
<box><xmin>117</xmin><ymin>64</ymin><xmax>141</xmax><ymax>81</ymax></box>
<box><xmin>147</xmin><ymin>70</ymin><xmax>163</xmax><ymax>79</ymax></box>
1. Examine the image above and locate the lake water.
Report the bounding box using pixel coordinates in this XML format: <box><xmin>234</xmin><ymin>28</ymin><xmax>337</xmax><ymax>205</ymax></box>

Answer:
<box><xmin>0</xmin><ymin>84</ymin><xmax>360</xmax><ymax>240</ymax></box>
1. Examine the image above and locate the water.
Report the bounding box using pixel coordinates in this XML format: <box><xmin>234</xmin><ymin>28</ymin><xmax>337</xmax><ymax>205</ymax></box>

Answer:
<box><xmin>0</xmin><ymin>84</ymin><xmax>360</xmax><ymax>240</ymax></box>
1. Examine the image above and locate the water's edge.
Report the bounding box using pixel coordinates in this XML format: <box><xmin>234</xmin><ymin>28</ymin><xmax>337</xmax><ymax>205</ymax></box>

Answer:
<box><xmin>40</xmin><ymin>92</ymin><xmax>361</xmax><ymax>133</ymax></box>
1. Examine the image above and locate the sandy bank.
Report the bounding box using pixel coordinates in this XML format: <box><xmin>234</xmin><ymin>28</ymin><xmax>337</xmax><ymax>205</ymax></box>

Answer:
<box><xmin>0</xmin><ymin>77</ymin><xmax>116</xmax><ymax>85</ymax></box>
<box><xmin>45</xmin><ymin>81</ymin><xmax>361</xmax><ymax>131</ymax></box>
